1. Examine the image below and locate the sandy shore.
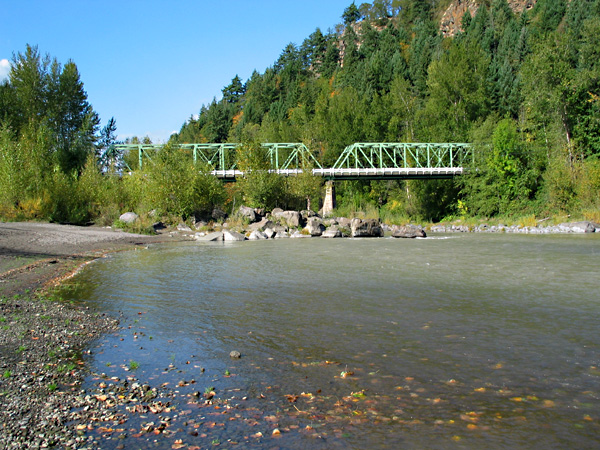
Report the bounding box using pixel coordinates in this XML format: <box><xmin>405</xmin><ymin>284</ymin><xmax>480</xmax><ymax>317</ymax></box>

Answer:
<box><xmin>0</xmin><ymin>222</ymin><xmax>185</xmax><ymax>449</ymax></box>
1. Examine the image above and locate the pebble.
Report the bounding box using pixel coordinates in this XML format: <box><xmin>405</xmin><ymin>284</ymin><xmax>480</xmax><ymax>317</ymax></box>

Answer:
<box><xmin>0</xmin><ymin>294</ymin><xmax>118</xmax><ymax>449</ymax></box>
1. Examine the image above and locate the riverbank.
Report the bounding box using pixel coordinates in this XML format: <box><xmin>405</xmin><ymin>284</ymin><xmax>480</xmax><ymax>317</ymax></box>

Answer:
<box><xmin>0</xmin><ymin>222</ymin><xmax>187</xmax><ymax>449</ymax></box>
<box><xmin>1</xmin><ymin>221</ymin><xmax>598</xmax><ymax>448</ymax></box>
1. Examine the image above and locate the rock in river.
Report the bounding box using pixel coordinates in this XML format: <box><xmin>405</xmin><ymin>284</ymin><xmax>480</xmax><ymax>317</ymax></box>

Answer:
<box><xmin>305</xmin><ymin>217</ymin><xmax>326</xmax><ymax>236</ymax></box>
<box><xmin>195</xmin><ymin>231</ymin><xmax>224</xmax><ymax>241</ymax></box>
<box><xmin>392</xmin><ymin>225</ymin><xmax>427</xmax><ymax>238</ymax></box>
<box><xmin>223</xmin><ymin>230</ymin><xmax>246</xmax><ymax>241</ymax></box>
<box><xmin>322</xmin><ymin>225</ymin><xmax>344</xmax><ymax>238</ymax></box>
<box><xmin>238</xmin><ymin>205</ymin><xmax>257</xmax><ymax>223</ymax></box>
<box><xmin>248</xmin><ymin>230</ymin><xmax>268</xmax><ymax>240</ymax></box>
<box><xmin>272</xmin><ymin>210</ymin><xmax>302</xmax><ymax>228</ymax></box>
<box><xmin>350</xmin><ymin>218</ymin><xmax>384</xmax><ymax>237</ymax></box>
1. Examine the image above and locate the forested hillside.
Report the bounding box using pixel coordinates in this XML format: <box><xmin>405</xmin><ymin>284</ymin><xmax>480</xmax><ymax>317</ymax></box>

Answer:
<box><xmin>0</xmin><ymin>0</ymin><xmax>598</xmax><ymax>226</ymax></box>
<box><xmin>174</xmin><ymin>0</ymin><xmax>600</xmax><ymax>222</ymax></box>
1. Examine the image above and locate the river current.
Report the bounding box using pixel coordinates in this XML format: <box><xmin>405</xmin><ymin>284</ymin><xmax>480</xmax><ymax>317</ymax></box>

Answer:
<box><xmin>63</xmin><ymin>233</ymin><xmax>600</xmax><ymax>449</ymax></box>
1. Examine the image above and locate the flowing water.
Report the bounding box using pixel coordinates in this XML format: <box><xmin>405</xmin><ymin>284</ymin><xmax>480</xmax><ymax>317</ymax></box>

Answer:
<box><xmin>63</xmin><ymin>234</ymin><xmax>600</xmax><ymax>449</ymax></box>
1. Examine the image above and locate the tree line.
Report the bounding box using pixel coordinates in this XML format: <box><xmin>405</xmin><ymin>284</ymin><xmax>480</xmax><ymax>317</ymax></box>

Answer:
<box><xmin>173</xmin><ymin>0</ymin><xmax>600</xmax><ymax>222</ymax></box>
<box><xmin>1</xmin><ymin>0</ymin><xmax>599</xmax><ymax>226</ymax></box>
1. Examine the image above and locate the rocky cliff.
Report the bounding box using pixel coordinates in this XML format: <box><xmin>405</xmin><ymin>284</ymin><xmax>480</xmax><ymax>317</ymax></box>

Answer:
<box><xmin>440</xmin><ymin>0</ymin><xmax>537</xmax><ymax>37</ymax></box>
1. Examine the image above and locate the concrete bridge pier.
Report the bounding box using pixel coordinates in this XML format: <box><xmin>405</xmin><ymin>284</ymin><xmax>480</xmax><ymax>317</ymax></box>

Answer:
<box><xmin>322</xmin><ymin>180</ymin><xmax>336</xmax><ymax>216</ymax></box>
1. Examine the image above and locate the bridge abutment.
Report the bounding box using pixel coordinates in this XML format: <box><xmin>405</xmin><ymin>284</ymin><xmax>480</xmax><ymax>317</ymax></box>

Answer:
<box><xmin>322</xmin><ymin>180</ymin><xmax>336</xmax><ymax>216</ymax></box>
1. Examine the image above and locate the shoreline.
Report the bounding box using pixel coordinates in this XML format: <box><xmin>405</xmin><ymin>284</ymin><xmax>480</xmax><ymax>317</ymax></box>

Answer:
<box><xmin>0</xmin><ymin>221</ymin><xmax>597</xmax><ymax>448</ymax></box>
<box><xmin>0</xmin><ymin>222</ymin><xmax>187</xmax><ymax>449</ymax></box>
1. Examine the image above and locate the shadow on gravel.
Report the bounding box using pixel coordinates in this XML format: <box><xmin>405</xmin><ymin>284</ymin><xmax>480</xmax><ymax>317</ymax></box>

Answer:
<box><xmin>0</xmin><ymin>246</ymin><xmax>63</xmax><ymax>259</ymax></box>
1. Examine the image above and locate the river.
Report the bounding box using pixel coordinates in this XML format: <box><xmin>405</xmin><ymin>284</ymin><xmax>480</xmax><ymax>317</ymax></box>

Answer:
<box><xmin>62</xmin><ymin>233</ymin><xmax>600</xmax><ymax>449</ymax></box>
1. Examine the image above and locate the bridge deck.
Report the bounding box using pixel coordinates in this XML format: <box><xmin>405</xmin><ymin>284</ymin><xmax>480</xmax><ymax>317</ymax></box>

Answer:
<box><xmin>212</xmin><ymin>167</ymin><xmax>464</xmax><ymax>180</ymax></box>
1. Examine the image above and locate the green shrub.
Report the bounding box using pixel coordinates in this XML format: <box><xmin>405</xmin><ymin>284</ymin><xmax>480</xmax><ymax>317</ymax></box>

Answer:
<box><xmin>130</xmin><ymin>145</ymin><xmax>225</xmax><ymax>219</ymax></box>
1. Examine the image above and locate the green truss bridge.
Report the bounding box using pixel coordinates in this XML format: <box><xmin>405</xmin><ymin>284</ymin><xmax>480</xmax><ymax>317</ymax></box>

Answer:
<box><xmin>111</xmin><ymin>142</ymin><xmax>472</xmax><ymax>181</ymax></box>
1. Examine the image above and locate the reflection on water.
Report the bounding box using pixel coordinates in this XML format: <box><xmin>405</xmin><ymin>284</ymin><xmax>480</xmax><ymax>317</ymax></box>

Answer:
<box><xmin>64</xmin><ymin>234</ymin><xmax>600</xmax><ymax>449</ymax></box>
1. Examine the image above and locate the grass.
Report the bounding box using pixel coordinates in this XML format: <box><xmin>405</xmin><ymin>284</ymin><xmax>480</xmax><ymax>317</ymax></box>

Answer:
<box><xmin>128</xmin><ymin>360</ymin><xmax>140</xmax><ymax>370</ymax></box>
<box><xmin>112</xmin><ymin>215</ymin><xmax>158</xmax><ymax>235</ymax></box>
<box><xmin>582</xmin><ymin>208</ymin><xmax>600</xmax><ymax>223</ymax></box>
<box><xmin>48</xmin><ymin>383</ymin><xmax>58</xmax><ymax>392</ymax></box>
<box><xmin>57</xmin><ymin>362</ymin><xmax>76</xmax><ymax>373</ymax></box>
<box><xmin>2</xmin><ymin>370</ymin><xmax>11</xmax><ymax>378</ymax></box>
<box><xmin>517</xmin><ymin>214</ymin><xmax>538</xmax><ymax>228</ymax></box>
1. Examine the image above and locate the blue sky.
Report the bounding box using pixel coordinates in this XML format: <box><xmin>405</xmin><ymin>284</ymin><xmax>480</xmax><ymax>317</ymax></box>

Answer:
<box><xmin>1</xmin><ymin>0</ymin><xmax>353</xmax><ymax>142</ymax></box>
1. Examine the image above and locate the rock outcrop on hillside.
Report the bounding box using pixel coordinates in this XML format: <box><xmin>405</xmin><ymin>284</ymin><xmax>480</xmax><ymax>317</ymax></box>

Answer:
<box><xmin>440</xmin><ymin>0</ymin><xmax>537</xmax><ymax>37</ymax></box>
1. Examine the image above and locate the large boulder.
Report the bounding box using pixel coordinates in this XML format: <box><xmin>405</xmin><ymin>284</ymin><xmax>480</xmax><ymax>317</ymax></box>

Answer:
<box><xmin>177</xmin><ymin>223</ymin><xmax>192</xmax><ymax>231</ymax></box>
<box><xmin>248</xmin><ymin>230</ymin><xmax>268</xmax><ymax>240</ymax></box>
<box><xmin>119</xmin><ymin>212</ymin><xmax>139</xmax><ymax>224</ymax></box>
<box><xmin>300</xmin><ymin>210</ymin><xmax>318</xmax><ymax>222</ymax></box>
<box><xmin>195</xmin><ymin>231</ymin><xmax>223</xmax><ymax>241</ymax></box>
<box><xmin>212</xmin><ymin>207</ymin><xmax>227</xmax><ymax>221</ymax></box>
<box><xmin>273</xmin><ymin>210</ymin><xmax>302</xmax><ymax>228</ymax></box>
<box><xmin>392</xmin><ymin>225</ymin><xmax>427</xmax><ymax>238</ymax></box>
<box><xmin>272</xmin><ymin>225</ymin><xmax>289</xmax><ymax>238</ymax></box>
<box><xmin>305</xmin><ymin>217</ymin><xmax>326</xmax><ymax>236</ymax></box>
<box><xmin>336</xmin><ymin>217</ymin><xmax>352</xmax><ymax>228</ymax></box>
<box><xmin>350</xmin><ymin>218</ymin><xmax>384</xmax><ymax>237</ymax></box>
<box><xmin>248</xmin><ymin>218</ymin><xmax>275</xmax><ymax>232</ymax></box>
<box><xmin>558</xmin><ymin>221</ymin><xmax>596</xmax><ymax>233</ymax></box>
<box><xmin>223</xmin><ymin>230</ymin><xmax>246</xmax><ymax>241</ymax></box>
<box><xmin>238</xmin><ymin>205</ymin><xmax>257</xmax><ymax>223</ymax></box>
<box><xmin>322</xmin><ymin>225</ymin><xmax>344</xmax><ymax>238</ymax></box>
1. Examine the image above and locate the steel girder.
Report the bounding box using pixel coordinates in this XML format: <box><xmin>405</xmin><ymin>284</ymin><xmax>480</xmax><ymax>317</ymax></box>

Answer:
<box><xmin>332</xmin><ymin>143</ymin><xmax>472</xmax><ymax>170</ymax></box>
<box><xmin>111</xmin><ymin>142</ymin><xmax>471</xmax><ymax>180</ymax></box>
<box><xmin>112</xmin><ymin>142</ymin><xmax>322</xmax><ymax>172</ymax></box>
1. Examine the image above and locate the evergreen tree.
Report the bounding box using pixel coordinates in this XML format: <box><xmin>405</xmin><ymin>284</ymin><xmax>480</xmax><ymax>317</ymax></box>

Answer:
<box><xmin>222</xmin><ymin>75</ymin><xmax>245</xmax><ymax>104</ymax></box>
<box><xmin>408</xmin><ymin>18</ymin><xmax>440</xmax><ymax>96</ymax></box>
<box><xmin>342</xmin><ymin>2</ymin><xmax>362</xmax><ymax>25</ymax></box>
